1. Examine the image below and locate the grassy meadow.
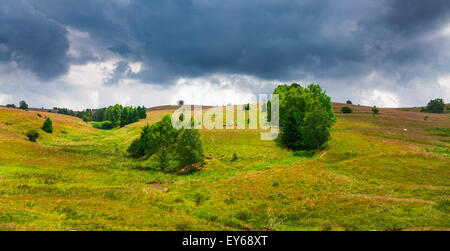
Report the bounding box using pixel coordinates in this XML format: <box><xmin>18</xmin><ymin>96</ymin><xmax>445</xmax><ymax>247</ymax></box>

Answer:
<box><xmin>0</xmin><ymin>104</ymin><xmax>449</xmax><ymax>231</ymax></box>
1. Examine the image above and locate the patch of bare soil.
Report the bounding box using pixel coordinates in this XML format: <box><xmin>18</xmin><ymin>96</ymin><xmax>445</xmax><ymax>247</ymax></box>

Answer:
<box><xmin>343</xmin><ymin>194</ymin><xmax>435</xmax><ymax>205</ymax></box>
<box><xmin>147</xmin><ymin>183</ymin><xmax>169</xmax><ymax>194</ymax></box>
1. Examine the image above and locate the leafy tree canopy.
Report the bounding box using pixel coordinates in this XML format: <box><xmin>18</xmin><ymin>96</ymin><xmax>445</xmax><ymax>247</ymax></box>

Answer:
<box><xmin>422</xmin><ymin>98</ymin><xmax>445</xmax><ymax>114</ymax></box>
<box><xmin>19</xmin><ymin>100</ymin><xmax>28</xmax><ymax>110</ymax></box>
<box><xmin>274</xmin><ymin>83</ymin><xmax>335</xmax><ymax>150</ymax></box>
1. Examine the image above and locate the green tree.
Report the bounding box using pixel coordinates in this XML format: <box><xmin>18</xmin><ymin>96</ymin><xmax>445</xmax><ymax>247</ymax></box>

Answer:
<box><xmin>302</xmin><ymin>104</ymin><xmax>331</xmax><ymax>149</ymax></box>
<box><xmin>137</xmin><ymin>124</ymin><xmax>158</xmax><ymax>156</ymax></box>
<box><xmin>128</xmin><ymin>114</ymin><xmax>204</xmax><ymax>172</ymax></box>
<box><xmin>91</xmin><ymin>105</ymin><xmax>146</xmax><ymax>127</ymax></box>
<box><xmin>274</xmin><ymin>83</ymin><xmax>335</xmax><ymax>150</ymax></box>
<box><xmin>280</xmin><ymin>108</ymin><xmax>303</xmax><ymax>149</ymax></box>
<box><xmin>92</xmin><ymin>120</ymin><xmax>114</xmax><ymax>130</ymax></box>
<box><xmin>154</xmin><ymin>115</ymin><xmax>179</xmax><ymax>170</ymax></box>
<box><xmin>82</xmin><ymin>113</ymin><xmax>93</xmax><ymax>122</ymax></box>
<box><xmin>120</xmin><ymin>106</ymin><xmax>131</xmax><ymax>127</ymax></box>
<box><xmin>42</xmin><ymin>118</ymin><xmax>53</xmax><ymax>133</ymax></box>
<box><xmin>138</xmin><ymin>106</ymin><xmax>147</xmax><ymax>119</ymax></box>
<box><xmin>105</xmin><ymin>104</ymin><xmax>123</xmax><ymax>127</ymax></box>
<box><xmin>128</xmin><ymin>115</ymin><xmax>178</xmax><ymax>171</ymax></box>
<box><xmin>346</xmin><ymin>100</ymin><xmax>353</xmax><ymax>105</ymax></box>
<box><xmin>176</xmin><ymin>129</ymin><xmax>204</xmax><ymax>170</ymax></box>
<box><xmin>19</xmin><ymin>100</ymin><xmax>28</xmax><ymax>110</ymax></box>
<box><xmin>424</xmin><ymin>98</ymin><xmax>445</xmax><ymax>113</ymax></box>
<box><xmin>127</xmin><ymin>138</ymin><xmax>143</xmax><ymax>157</ymax></box>
<box><xmin>93</xmin><ymin>108</ymin><xmax>105</xmax><ymax>122</ymax></box>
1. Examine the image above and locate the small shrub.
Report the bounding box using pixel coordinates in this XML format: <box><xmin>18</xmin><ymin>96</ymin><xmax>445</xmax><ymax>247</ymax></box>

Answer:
<box><xmin>26</xmin><ymin>130</ymin><xmax>39</xmax><ymax>142</ymax></box>
<box><xmin>341</xmin><ymin>106</ymin><xmax>353</xmax><ymax>114</ymax></box>
<box><xmin>101</xmin><ymin>121</ymin><xmax>114</xmax><ymax>129</ymax></box>
<box><xmin>82</xmin><ymin>114</ymin><xmax>93</xmax><ymax>122</ymax></box>
<box><xmin>6</xmin><ymin>104</ymin><xmax>16</xmax><ymax>108</ymax></box>
<box><xmin>346</xmin><ymin>100</ymin><xmax>352</xmax><ymax>105</ymax></box>
<box><xmin>424</xmin><ymin>116</ymin><xmax>429</xmax><ymax>121</ymax></box>
<box><xmin>231</xmin><ymin>153</ymin><xmax>238</xmax><ymax>162</ymax></box>
<box><xmin>42</xmin><ymin>118</ymin><xmax>53</xmax><ymax>133</ymax></box>
<box><xmin>92</xmin><ymin>120</ymin><xmax>114</xmax><ymax>130</ymax></box>
<box><xmin>372</xmin><ymin>106</ymin><xmax>380</xmax><ymax>116</ymax></box>
<box><xmin>37</xmin><ymin>113</ymin><xmax>42</xmax><ymax>118</ymax></box>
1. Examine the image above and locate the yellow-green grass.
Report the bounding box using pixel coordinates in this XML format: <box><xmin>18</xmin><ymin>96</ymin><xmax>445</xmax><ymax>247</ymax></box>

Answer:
<box><xmin>0</xmin><ymin>105</ymin><xmax>449</xmax><ymax>231</ymax></box>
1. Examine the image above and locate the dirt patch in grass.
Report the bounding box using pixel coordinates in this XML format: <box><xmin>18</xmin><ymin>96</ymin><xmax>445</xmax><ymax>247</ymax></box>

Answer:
<box><xmin>342</xmin><ymin>194</ymin><xmax>435</xmax><ymax>205</ymax></box>
<box><xmin>147</xmin><ymin>183</ymin><xmax>169</xmax><ymax>193</ymax></box>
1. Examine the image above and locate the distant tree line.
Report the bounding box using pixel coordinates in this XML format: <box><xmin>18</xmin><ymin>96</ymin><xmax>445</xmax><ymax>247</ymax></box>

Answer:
<box><xmin>52</xmin><ymin>107</ymin><xmax>92</xmax><ymax>122</ymax></box>
<box><xmin>54</xmin><ymin>107</ymin><xmax>77</xmax><ymax>116</ymax></box>
<box><xmin>5</xmin><ymin>100</ymin><xmax>28</xmax><ymax>110</ymax></box>
<box><xmin>92</xmin><ymin>105</ymin><xmax>147</xmax><ymax>128</ymax></box>
<box><xmin>5</xmin><ymin>100</ymin><xmax>147</xmax><ymax>129</ymax></box>
<box><xmin>26</xmin><ymin>117</ymin><xmax>54</xmax><ymax>143</ymax></box>
<box><xmin>51</xmin><ymin>105</ymin><xmax>147</xmax><ymax>128</ymax></box>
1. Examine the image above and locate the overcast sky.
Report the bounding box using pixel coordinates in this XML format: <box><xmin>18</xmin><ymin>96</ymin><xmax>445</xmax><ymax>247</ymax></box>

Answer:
<box><xmin>1</xmin><ymin>0</ymin><xmax>450</xmax><ymax>109</ymax></box>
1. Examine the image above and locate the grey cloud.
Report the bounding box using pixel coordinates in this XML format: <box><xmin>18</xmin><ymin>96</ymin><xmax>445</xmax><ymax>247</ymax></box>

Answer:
<box><xmin>0</xmin><ymin>0</ymin><xmax>70</xmax><ymax>79</ymax></box>
<box><xmin>0</xmin><ymin>0</ymin><xmax>448</xmax><ymax>103</ymax></box>
<box><xmin>23</xmin><ymin>0</ymin><xmax>450</xmax><ymax>84</ymax></box>
<box><xmin>384</xmin><ymin>0</ymin><xmax>450</xmax><ymax>33</ymax></box>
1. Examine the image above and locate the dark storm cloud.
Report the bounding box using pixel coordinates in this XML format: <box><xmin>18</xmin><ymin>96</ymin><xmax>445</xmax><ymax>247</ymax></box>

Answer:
<box><xmin>0</xmin><ymin>0</ymin><xmax>70</xmax><ymax>79</ymax></box>
<box><xmin>3</xmin><ymin>0</ymin><xmax>450</xmax><ymax>83</ymax></box>
<box><xmin>384</xmin><ymin>0</ymin><xmax>450</xmax><ymax>33</ymax></box>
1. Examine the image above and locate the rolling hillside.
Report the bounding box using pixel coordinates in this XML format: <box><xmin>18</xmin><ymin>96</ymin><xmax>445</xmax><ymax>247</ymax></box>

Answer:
<box><xmin>395</xmin><ymin>103</ymin><xmax>450</xmax><ymax>114</ymax></box>
<box><xmin>0</xmin><ymin>104</ymin><xmax>449</xmax><ymax>231</ymax></box>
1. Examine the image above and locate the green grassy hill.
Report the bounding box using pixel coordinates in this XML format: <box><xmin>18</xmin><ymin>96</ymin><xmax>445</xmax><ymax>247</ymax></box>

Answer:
<box><xmin>0</xmin><ymin>104</ymin><xmax>449</xmax><ymax>231</ymax></box>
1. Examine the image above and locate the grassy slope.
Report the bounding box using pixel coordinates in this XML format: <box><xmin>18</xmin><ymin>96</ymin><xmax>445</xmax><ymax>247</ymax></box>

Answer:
<box><xmin>395</xmin><ymin>103</ymin><xmax>450</xmax><ymax>114</ymax></box>
<box><xmin>0</xmin><ymin>104</ymin><xmax>448</xmax><ymax>231</ymax></box>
